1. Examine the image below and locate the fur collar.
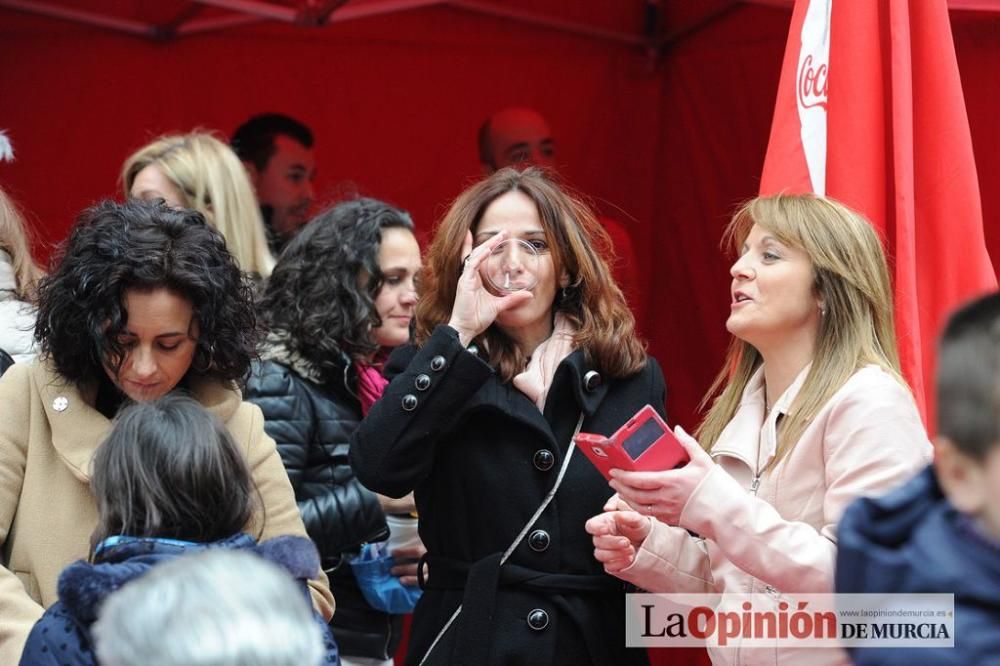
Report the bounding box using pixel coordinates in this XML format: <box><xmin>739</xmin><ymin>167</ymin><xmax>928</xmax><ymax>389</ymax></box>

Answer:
<box><xmin>260</xmin><ymin>331</ymin><xmax>353</xmax><ymax>388</ymax></box>
<box><xmin>260</xmin><ymin>332</ymin><xmax>326</xmax><ymax>384</ymax></box>
<box><xmin>57</xmin><ymin>534</ymin><xmax>319</xmax><ymax>623</ymax></box>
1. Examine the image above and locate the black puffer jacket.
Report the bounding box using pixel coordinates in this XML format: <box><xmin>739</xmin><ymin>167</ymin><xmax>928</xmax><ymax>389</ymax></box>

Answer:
<box><xmin>245</xmin><ymin>351</ymin><xmax>402</xmax><ymax>660</ymax></box>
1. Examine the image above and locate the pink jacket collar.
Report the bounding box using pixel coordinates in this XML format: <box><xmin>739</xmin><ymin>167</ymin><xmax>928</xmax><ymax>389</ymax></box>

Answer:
<box><xmin>709</xmin><ymin>363</ymin><xmax>811</xmax><ymax>473</ymax></box>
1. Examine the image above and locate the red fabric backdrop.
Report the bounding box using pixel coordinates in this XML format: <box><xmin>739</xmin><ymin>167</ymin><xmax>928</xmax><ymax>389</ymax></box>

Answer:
<box><xmin>0</xmin><ymin>3</ymin><xmax>787</xmax><ymax>432</ymax></box>
<box><xmin>1</xmin><ymin>4</ymin><xmax>998</xmax><ymax>434</ymax></box>
<box><xmin>3</xmin><ymin>3</ymin><xmax>999</xmax><ymax>429</ymax></box>
<box><xmin>3</xmin><ymin>4</ymin><xmax>999</xmax><ymax>665</ymax></box>
<box><xmin>0</xmin><ymin>5</ymin><xmax>1000</xmax><ymax>416</ymax></box>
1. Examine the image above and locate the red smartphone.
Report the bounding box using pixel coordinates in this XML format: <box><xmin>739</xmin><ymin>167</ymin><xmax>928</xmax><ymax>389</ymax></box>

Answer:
<box><xmin>575</xmin><ymin>405</ymin><xmax>688</xmax><ymax>481</ymax></box>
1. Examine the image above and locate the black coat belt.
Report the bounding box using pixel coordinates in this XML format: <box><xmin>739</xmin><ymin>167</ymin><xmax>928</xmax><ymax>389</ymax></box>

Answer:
<box><xmin>418</xmin><ymin>553</ymin><xmax>621</xmax><ymax>666</ymax></box>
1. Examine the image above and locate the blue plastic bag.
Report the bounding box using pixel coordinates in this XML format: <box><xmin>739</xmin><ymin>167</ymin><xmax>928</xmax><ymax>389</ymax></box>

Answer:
<box><xmin>349</xmin><ymin>542</ymin><xmax>422</xmax><ymax>614</ymax></box>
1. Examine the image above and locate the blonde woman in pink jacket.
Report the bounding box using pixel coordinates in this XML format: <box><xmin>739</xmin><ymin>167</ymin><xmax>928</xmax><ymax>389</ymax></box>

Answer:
<box><xmin>586</xmin><ymin>194</ymin><xmax>932</xmax><ymax>666</ymax></box>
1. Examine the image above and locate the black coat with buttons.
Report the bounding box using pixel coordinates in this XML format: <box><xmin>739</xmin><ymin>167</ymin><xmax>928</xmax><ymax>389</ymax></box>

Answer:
<box><xmin>244</xmin><ymin>359</ymin><xmax>402</xmax><ymax>660</ymax></box>
<box><xmin>351</xmin><ymin>326</ymin><xmax>665</xmax><ymax>666</ymax></box>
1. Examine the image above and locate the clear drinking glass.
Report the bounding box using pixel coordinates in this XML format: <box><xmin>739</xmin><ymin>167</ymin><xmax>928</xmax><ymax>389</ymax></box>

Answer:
<box><xmin>483</xmin><ymin>238</ymin><xmax>540</xmax><ymax>293</ymax></box>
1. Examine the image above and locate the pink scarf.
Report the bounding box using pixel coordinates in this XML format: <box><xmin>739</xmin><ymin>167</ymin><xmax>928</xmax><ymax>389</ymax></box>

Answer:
<box><xmin>512</xmin><ymin>313</ymin><xmax>577</xmax><ymax>411</ymax></box>
<box><xmin>355</xmin><ymin>351</ymin><xmax>390</xmax><ymax>415</ymax></box>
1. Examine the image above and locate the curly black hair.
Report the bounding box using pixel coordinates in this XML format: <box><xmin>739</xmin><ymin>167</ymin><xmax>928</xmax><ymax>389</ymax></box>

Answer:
<box><xmin>258</xmin><ymin>197</ymin><xmax>414</xmax><ymax>385</ymax></box>
<box><xmin>34</xmin><ymin>199</ymin><xmax>259</xmax><ymax>387</ymax></box>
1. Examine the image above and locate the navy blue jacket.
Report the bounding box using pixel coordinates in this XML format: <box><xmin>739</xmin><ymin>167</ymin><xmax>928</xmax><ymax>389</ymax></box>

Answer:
<box><xmin>19</xmin><ymin>534</ymin><xmax>339</xmax><ymax>665</ymax></box>
<box><xmin>836</xmin><ymin>466</ymin><xmax>1000</xmax><ymax>665</ymax></box>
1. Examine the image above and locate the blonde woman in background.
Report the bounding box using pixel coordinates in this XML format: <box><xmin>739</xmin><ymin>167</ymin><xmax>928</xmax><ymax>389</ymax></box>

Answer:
<box><xmin>122</xmin><ymin>132</ymin><xmax>275</xmax><ymax>278</ymax></box>
<box><xmin>587</xmin><ymin>194</ymin><xmax>933</xmax><ymax>666</ymax></box>
<box><xmin>0</xmin><ymin>186</ymin><xmax>43</xmax><ymax>366</ymax></box>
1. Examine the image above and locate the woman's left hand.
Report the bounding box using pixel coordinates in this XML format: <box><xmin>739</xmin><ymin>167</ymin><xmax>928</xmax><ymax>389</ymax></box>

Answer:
<box><xmin>608</xmin><ymin>425</ymin><xmax>715</xmax><ymax>527</ymax></box>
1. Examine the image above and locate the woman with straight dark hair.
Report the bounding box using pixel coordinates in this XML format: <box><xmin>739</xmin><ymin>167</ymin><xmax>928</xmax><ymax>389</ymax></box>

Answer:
<box><xmin>244</xmin><ymin>198</ymin><xmax>424</xmax><ymax>665</ymax></box>
<box><xmin>20</xmin><ymin>395</ymin><xmax>339</xmax><ymax>665</ymax></box>
<box><xmin>350</xmin><ymin>168</ymin><xmax>665</xmax><ymax>665</ymax></box>
<box><xmin>0</xmin><ymin>199</ymin><xmax>332</xmax><ymax>664</ymax></box>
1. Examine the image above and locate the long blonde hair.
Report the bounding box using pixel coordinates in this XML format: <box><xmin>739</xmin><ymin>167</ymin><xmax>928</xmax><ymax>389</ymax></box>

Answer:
<box><xmin>121</xmin><ymin>132</ymin><xmax>274</xmax><ymax>277</ymax></box>
<box><xmin>0</xmin><ymin>186</ymin><xmax>43</xmax><ymax>299</ymax></box>
<box><xmin>696</xmin><ymin>193</ymin><xmax>904</xmax><ymax>467</ymax></box>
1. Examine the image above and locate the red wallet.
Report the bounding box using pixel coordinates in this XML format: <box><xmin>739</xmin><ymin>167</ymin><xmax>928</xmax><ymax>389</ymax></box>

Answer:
<box><xmin>575</xmin><ymin>405</ymin><xmax>689</xmax><ymax>481</ymax></box>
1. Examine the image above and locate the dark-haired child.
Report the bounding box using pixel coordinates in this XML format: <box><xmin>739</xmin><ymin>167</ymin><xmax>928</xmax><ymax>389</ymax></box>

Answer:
<box><xmin>19</xmin><ymin>395</ymin><xmax>339</xmax><ymax>665</ymax></box>
<box><xmin>837</xmin><ymin>291</ymin><xmax>1000</xmax><ymax>664</ymax></box>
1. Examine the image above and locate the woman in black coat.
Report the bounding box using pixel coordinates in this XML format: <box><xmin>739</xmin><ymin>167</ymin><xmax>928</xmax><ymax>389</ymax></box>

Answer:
<box><xmin>350</xmin><ymin>168</ymin><xmax>664</xmax><ymax>665</ymax></box>
<box><xmin>245</xmin><ymin>198</ymin><xmax>424</xmax><ymax>664</ymax></box>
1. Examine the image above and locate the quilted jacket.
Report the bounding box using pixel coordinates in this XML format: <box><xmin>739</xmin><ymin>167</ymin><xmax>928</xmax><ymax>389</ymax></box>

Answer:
<box><xmin>245</xmin><ymin>348</ymin><xmax>401</xmax><ymax>660</ymax></box>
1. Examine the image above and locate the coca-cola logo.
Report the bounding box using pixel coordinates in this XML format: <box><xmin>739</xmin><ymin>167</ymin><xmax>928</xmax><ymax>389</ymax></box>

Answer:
<box><xmin>797</xmin><ymin>54</ymin><xmax>828</xmax><ymax>110</ymax></box>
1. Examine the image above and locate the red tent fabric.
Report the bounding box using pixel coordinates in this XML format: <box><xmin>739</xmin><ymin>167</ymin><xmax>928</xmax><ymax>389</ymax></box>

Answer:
<box><xmin>2</xmin><ymin>7</ymin><xmax>1000</xmax><ymax>662</ymax></box>
<box><xmin>4</xmin><ymin>1</ymin><xmax>1000</xmax><ymax>432</ymax></box>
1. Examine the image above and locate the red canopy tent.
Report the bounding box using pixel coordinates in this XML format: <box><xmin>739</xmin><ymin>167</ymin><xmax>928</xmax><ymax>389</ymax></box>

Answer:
<box><xmin>2</xmin><ymin>0</ymin><xmax>999</xmax><ymax>442</ymax></box>
<box><xmin>2</xmin><ymin>2</ymin><xmax>1000</xmax><ymax>665</ymax></box>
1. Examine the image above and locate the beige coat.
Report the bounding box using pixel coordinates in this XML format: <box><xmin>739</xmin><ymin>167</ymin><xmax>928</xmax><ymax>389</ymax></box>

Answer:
<box><xmin>0</xmin><ymin>362</ymin><xmax>334</xmax><ymax>663</ymax></box>
<box><xmin>616</xmin><ymin>365</ymin><xmax>932</xmax><ymax>666</ymax></box>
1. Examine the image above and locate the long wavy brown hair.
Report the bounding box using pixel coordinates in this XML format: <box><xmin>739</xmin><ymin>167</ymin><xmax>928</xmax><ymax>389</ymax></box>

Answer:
<box><xmin>415</xmin><ymin>167</ymin><xmax>646</xmax><ymax>382</ymax></box>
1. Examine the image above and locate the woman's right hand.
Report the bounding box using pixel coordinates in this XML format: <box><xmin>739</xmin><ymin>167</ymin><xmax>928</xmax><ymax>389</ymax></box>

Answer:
<box><xmin>585</xmin><ymin>494</ymin><xmax>653</xmax><ymax>574</ymax></box>
<box><xmin>390</xmin><ymin>540</ymin><xmax>427</xmax><ymax>587</ymax></box>
<box><xmin>447</xmin><ymin>230</ymin><xmax>534</xmax><ymax>346</ymax></box>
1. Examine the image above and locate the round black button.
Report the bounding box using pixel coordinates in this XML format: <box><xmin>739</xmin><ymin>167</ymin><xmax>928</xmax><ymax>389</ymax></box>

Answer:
<box><xmin>430</xmin><ymin>355</ymin><xmax>446</xmax><ymax>372</ymax></box>
<box><xmin>526</xmin><ymin>608</ymin><xmax>549</xmax><ymax>631</ymax></box>
<box><xmin>583</xmin><ymin>370</ymin><xmax>602</xmax><ymax>391</ymax></box>
<box><xmin>401</xmin><ymin>394</ymin><xmax>418</xmax><ymax>411</ymax></box>
<box><xmin>415</xmin><ymin>374</ymin><xmax>431</xmax><ymax>391</ymax></box>
<box><xmin>532</xmin><ymin>449</ymin><xmax>555</xmax><ymax>472</ymax></box>
<box><xmin>528</xmin><ymin>529</ymin><xmax>550</xmax><ymax>552</ymax></box>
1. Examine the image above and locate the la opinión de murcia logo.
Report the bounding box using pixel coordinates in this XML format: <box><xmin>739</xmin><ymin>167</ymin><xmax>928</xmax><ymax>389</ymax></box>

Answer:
<box><xmin>798</xmin><ymin>53</ymin><xmax>828</xmax><ymax>110</ymax></box>
<box><xmin>637</xmin><ymin>601</ymin><xmax>951</xmax><ymax>647</ymax></box>
<box><xmin>625</xmin><ymin>593</ymin><xmax>956</xmax><ymax>649</ymax></box>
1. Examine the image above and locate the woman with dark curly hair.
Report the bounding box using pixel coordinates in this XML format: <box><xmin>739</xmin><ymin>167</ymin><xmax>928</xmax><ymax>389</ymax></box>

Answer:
<box><xmin>244</xmin><ymin>197</ymin><xmax>424</xmax><ymax>666</ymax></box>
<box><xmin>350</xmin><ymin>168</ymin><xmax>665</xmax><ymax>666</ymax></box>
<box><xmin>0</xmin><ymin>199</ymin><xmax>333</xmax><ymax>664</ymax></box>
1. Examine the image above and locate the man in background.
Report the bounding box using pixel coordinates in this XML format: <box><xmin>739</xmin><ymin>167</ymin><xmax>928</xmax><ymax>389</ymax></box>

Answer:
<box><xmin>477</xmin><ymin>107</ymin><xmax>646</xmax><ymax>331</ymax></box>
<box><xmin>232</xmin><ymin>113</ymin><xmax>316</xmax><ymax>253</ymax></box>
